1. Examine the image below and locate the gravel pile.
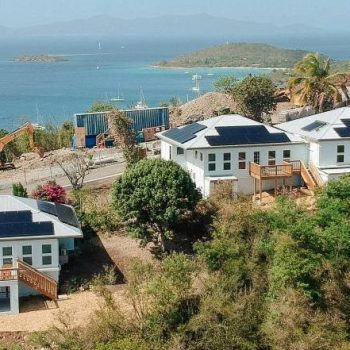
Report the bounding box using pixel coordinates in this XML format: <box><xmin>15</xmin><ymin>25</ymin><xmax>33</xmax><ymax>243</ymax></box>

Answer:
<box><xmin>170</xmin><ymin>92</ymin><xmax>237</xmax><ymax>126</ymax></box>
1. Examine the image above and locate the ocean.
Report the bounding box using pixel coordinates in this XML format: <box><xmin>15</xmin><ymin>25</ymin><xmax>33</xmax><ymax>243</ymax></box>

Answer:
<box><xmin>0</xmin><ymin>35</ymin><xmax>350</xmax><ymax>130</ymax></box>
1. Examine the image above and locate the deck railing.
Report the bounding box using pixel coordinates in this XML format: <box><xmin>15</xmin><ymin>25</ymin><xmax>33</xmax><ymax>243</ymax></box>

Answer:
<box><xmin>249</xmin><ymin>162</ymin><xmax>293</xmax><ymax>179</ymax></box>
<box><xmin>0</xmin><ymin>260</ymin><xmax>57</xmax><ymax>300</ymax></box>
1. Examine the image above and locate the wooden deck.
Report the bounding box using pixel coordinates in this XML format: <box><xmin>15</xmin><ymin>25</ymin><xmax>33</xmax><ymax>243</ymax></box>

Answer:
<box><xmin>0</xmin><ymin>260</ymin><xmax>57</xmax><ymax>300</ymax></box>
<box><xmin>249</xmin><ymin>160</ymin><xmax>302</xmax><ymax>180</ymax></box>
<box><xmin>249</xmin><ymin>160</ymin><xmax>318</xmax><ymax>200</ymax></box>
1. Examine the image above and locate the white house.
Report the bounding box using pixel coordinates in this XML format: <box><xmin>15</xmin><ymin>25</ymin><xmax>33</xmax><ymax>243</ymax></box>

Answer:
<box><xmin>277</xmin><ymin>107</ymin><xmax>350</xmax><ymax>183</ymax></box>
<box><xmin>0</xmin><ymin>195</ymin><xmax>83</xmax><ymax>315</ymax></box>
<box><xmin>157</xmin><ymin>114</ymin><xmax>313</xmax><ymax>198</ymax></box>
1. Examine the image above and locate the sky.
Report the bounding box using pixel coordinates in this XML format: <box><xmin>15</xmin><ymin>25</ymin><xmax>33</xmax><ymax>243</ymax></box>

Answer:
<box><xmin>0</xmin><ymin>0</ymin><xmax>349</xmax><ymax>31</ymax></box>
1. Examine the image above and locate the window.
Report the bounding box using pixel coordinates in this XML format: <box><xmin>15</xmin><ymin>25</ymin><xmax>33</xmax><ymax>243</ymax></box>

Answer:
<box><xmin>337</xmin><ymin>145</ymin><xmax>345</xmax><ymax>163</ymax></box>
<box><xmin>283</xmin><ymin>150</ymin><xmax>291</xmax><ymax>162</ymax></box>
<box><xmin>22</xmin><ymin>245</ymin><xmax>32</xmax><ymax>265</ymax></box>
<box><xmin>42</xmin><ymin>256</ymin><xmax>52</xmax><ymax>265</ymax></box>
<box><xmin>223</xmin><ymin>153</ymin><xmax>231</xmax><ymax>170</ymax></box>
<box><xmin>200</xmin><ymin>153</ymin><xmax>203</xmax><ymax>161</ymax></box>
<box><xmin>239</xmin><ymin>152</ymin><xmax>246</xmax><ymax>170</ymax></box>
<box><xmin>169</xmin><ymin>146</ymin><xmax>172</xmax><ymax>160</ymax></box>
<box><xmin>337</xmin><ymin>145</ymin><xmax>345</xmax><ymax>153</ymax></box>
<box><xmin>2</xmin><ymin>247</ymin><xmax>12</xmax><ymax>265</ymax></box>
<box><xmin>42</xmin><ymin>244</ymin><xmax>52</xmax><ymax>266</ymax></box>
<box><xmin>208</xmin><ymin>163</ymin><xmax>216</xmax><ymax>171</ymax></box>
<box><xmin>42</xmin><ymin>245</ymin><xmax>52</xmax><ymax>254</ymax></box>
<box><xmin>208</xmin><ymin>153</ymin><xmax>216</xmax><ymax>172</ymax></box>
<box><xmin>268</xmin><ymin>151</ymin><xmax>276</xmax><ymax>165</ymax></box>
<box><xmin>208</xmin><ymin>153</ymin><xmax>216</xmax><ymax>162</ymax></box>
<box><xmin>177</xmin><ymin>147</ymin><xmax>184</xmax><ymax>155</ymax></box>
<box><xmin>254</xmin><ymin>151</ymin><xmax>260</xmax><ymax>164</ymax></box>
<box><xmin>195</xmin><ymin>150</ymin><xmax>198</xmax><ymax>159</ymax></box>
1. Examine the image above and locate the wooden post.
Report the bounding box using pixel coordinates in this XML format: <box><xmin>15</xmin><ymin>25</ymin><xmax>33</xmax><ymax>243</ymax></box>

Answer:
<box><xmin>259</xmin><ymin>179</ymin><xmax>262</xmax><ymax>202</ymax></box>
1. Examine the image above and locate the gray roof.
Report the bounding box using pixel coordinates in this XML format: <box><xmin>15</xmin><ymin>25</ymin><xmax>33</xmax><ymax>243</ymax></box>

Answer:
<box><xmin>158</xmin><ymin>114</ymin><xmax>304</xmax><ymax>149</ymax></box>
<box><xmin>277</xmin><ymin>107</ymin><xmax>350</xmax><ymax>141</ymax></box>
<box><xmin>0</xmin><ymin>196</ymin><xmax>83</xmax><ymax>241</ymax></box>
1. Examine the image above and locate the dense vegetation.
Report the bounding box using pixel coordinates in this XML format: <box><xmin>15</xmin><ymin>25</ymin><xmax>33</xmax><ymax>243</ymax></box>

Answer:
<box><xmin>158</xmin><ymin>43</ymin><xmax>350</xmax><ymax>78</ymax></box>
<box><xmin>158</xmin><ymin>43</ymin><xmax>314</xmax><ymax>68</ymax></box>
<box><xmin>25</xmin><ymin>173</ymin><xmax>350</xmax><ymax>350</ymax></box>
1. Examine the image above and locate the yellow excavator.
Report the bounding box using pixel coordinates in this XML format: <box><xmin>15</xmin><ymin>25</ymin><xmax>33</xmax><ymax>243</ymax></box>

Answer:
<box><xmin>0</xmin><ymin>122</ymin><xmax>44</xmax><ymax>170</ymax></box>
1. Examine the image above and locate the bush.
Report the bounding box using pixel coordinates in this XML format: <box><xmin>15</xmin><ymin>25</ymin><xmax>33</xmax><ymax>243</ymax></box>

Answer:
<box><xmin>31</xmin><ymin>180</ymin><xmax>67</xmax><ymax>203</ymax></box>
<box><xmin>12</xmin><ymin>182</ymin><xmax>28</xmax><ymax>197</ymax></box>
<box><xmin>113</xmin><ymin>159</ymin><xmax>201</xmax><ymax>252</ymax></box>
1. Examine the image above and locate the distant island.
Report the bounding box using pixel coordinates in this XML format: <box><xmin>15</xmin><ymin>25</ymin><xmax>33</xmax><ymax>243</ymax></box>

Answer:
<box><xmin>14</xmin><ymin>55</ymin><xmax>68</xmax><ymax>62</ymax></box>
<box><xmin>156</xmin><ymin>43</ymin><xmax>312</xmax><ymax>69</ymax></box>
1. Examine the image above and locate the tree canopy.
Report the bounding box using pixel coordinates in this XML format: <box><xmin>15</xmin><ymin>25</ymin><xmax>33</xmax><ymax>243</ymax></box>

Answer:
<box><xmin>113</xmin><ymin>158</ymin><xmax>201</xmax><ymax>251</ymax></box>
<box><xmin>231</xmin><ymin>75</ymin><xmax>277</xmax><ymax>122</ymax></box>
<box><xmin>213</xmin><ymin>76</ymin><xmax>238</xmax><ymax>93</ymax></box>
<box><xmin>288</xmin><ymin>53</ymin><xmax>349</xmax><ymax>112</ymax></box>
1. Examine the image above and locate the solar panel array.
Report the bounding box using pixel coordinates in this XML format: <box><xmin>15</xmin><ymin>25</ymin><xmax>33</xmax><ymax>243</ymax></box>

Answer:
<box><xmin>0</xmin><ymin>222</ymin><xmax>54</xmax><ymax>238</ymax></box>
<box><xmin>301</xmin><ymin>120</ymin><xmax>328</xmax><ymax>132</ymax></box>
<box><xmin>162</xmin><ymin>123</ymin><xmax>207</xmax><ymax>144</ymax></box>
<box><xmin>0</xmin><ymin>211</ymin><xmax>32</xmax><ymax>223</ymax></box>
<box><xmin>334</xmin><ymin>119</ymin><xmax>350</xmax><ymax>137</ymax></box>
<box><xmin>206</xmin><ymin>126</ymin><xmax>291</xmax><ymax>146</ymax></box>
<box><xmin>38</xmin><ymin>200</ymin><xmax>80</xmax><ymax>228</ymax></box>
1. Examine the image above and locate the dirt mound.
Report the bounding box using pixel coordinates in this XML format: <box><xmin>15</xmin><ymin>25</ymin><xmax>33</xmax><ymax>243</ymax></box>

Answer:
<box><xmin>170</xmin><ymin>92</ymin><xmax>237</xmax><ymax>126</ymax></box>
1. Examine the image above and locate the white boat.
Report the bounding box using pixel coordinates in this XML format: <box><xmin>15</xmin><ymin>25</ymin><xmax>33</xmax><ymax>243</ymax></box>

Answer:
<box><xmin>135</xmin><ymin>87</ymin><xmax>148</xmax><ymax>109</ymax></box>
<box><xmin>192</xmin><ymin>74</ymin><xmax>202</xmax><ymax>81</ymax></box>
<box><xmin>110</xmin><ymin>87</ymin><xmax>125</xmax><ymax>102</ymax></box>
<box><xmin>98</xmin><ymin>41</ymin><xmax>102</xmax><ymax>50</ymax></box>
<box><xmin>207</xmin><ymin>73</ymin><xmax>215</xmax><ymax>76</ymax></box>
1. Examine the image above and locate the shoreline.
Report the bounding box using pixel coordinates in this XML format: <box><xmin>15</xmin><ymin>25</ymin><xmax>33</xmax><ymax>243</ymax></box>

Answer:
<box><xmin>151</xmin><ymin>64</ymin><xmax>287</xmax><ymax>70</ymax></box>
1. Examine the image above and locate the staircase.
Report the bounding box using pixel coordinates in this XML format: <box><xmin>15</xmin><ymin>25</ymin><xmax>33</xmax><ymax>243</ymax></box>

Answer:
<box><xmin>300</xmin><ymin>161</ymin><xmax>318</xmax><ymax>190</ymax></box>
<box><xmin>17</xmin><ymin>260</ymin><xmax>57</xmax><ymax>300</ymax></box>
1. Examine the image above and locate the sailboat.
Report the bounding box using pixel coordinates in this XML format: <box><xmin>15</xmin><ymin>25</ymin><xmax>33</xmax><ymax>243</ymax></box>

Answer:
<box><xmin>134</xmin><ymin>87</ymin><xmax>148</xmax><ymax>110</ymax></box>
<box><xmin>110</xmin><ymin>87</ymin><xmax>125</xmax><ymax>102</ymax></box>
<box><xmin>98</xmin><ymin>41</ymin><xmax>102</xmax><ymax>50</ymax></box>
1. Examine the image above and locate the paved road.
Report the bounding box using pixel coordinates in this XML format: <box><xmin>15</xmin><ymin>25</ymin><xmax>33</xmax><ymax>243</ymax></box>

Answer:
<box><xmin>0</xmin><ymin>162</ymin><xmax>126</xmax><ymax>194</ymax></box>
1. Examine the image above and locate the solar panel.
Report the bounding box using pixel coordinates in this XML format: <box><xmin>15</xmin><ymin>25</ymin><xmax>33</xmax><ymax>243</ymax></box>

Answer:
<box><xmin>55</xmin><ymin>204</ymin><xmax>80</xmax><ymax>228</ymax></box>
<box><xmin>334</xmin><ymin>119</ymin><xmax>350</xmax><ymax>138</ymax></box>
<box><xmin>162</xmin><ymin>123</ymin><xmax>207</xmax><ymax>144</ymax></box>
<box><xmin>301</xmin><ymin>120</ymin><xmax>328</xmax><ymax>132</ymax></box>
<box><xmin>37</xmin><ymin>200</ymin><xmax>57</xmax><ymax>216</ymax></box>
<box><xmin>0</xmin><ymin>222</ymin><xmax>54</xmax><ymax>238</ymax></box>
<box><xmin>0</xmin><ymin>211</ymin><xmax>32</xmax><ymax>223</ymax></box>
<box><xmin>206</xmin><ymin>126</ymin><xmax>290</xmax><ymax>146</ymax></box>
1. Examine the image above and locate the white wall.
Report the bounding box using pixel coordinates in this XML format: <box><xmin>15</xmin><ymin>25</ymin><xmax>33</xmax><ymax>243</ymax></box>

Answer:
<box><xmin>0</xmin><ymin>238</ymin><xmax>59</xmax><ymax>276</ymax></box>
<box><xmin>318</xmin><ymin>140</ymin><xmax>350</xmax><ymax>168</ymax></box>
<box><xmin>0</xmin><ymin>280</ymin><xmax>19</xmax><ymax>315</ymax></box>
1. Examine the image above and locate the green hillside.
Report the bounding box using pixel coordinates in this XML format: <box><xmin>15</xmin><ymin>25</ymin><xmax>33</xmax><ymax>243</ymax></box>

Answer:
<box><xmin>157</xmin><ymin>43</ymin><xmax>324</xmax><ymax>69</ymax></box>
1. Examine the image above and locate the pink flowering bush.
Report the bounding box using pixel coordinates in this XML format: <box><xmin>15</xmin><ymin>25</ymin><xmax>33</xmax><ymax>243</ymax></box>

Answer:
<box><xmin>31</xmin><ymin>180</ymin><xmax>68</xmax><ymax>204</ymax></box>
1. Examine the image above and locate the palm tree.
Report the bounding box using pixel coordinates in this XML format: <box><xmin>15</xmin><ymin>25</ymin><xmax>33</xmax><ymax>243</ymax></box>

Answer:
<box><xmin>288</xmin><ymin>53</ymin><xmax>349</xmax><ymax>113</ymax></box>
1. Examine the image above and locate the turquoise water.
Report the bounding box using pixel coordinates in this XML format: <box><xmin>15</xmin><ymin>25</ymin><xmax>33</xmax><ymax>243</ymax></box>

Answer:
<box><xmin>1</xmin><ymin>35</ymin><xmax>350</xmax><ymax>130</ymax></box>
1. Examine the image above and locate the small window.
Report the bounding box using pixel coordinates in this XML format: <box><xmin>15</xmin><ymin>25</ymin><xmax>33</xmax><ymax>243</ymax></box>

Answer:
<box><xmin>254</xmin><ymin>151</ymin><xmax>260</xmax><ymax>164</ymax></box>
<box><xmin>42</xmin><ymin>256</ymin><xmax>52</xmax><ymax>266</ymax></box>
<box><xmin>23</xmin><ymin>257</ymin><xmax>33</xmax><ymax>265</ymax></box>
<box><xmin>169</xmin><ymin>146</ymin><xmax>172</xmax><ymax>160</ymax></box>
<box><xmin>283</xmin><ymin>150</ymin><xmax>291</xmax><ymax>161</ymax></box>
<box><xmin>22</xmin><ymin>246</ymin><xmax>32</xmax><ymax>255</ymax></box>
<box><xmin>200</xmin><ymin>153</ymin><xmax>203</xmax><ymax>161</ymax></box>
<box><xmin>208</xmin><ymin>163</ymin><xmax>216</xmax><ymax>171</ymax></box>
<box><xmin>208</xmin><ymin>154</ymin><xmax>216</xmax><ymax>162</ymax></box>
<box><xmin>177</xmin><ymin>147</ymin><xmax>184</xmax><ymax>155</ymax></box>
<box><xmin>337</xmin><ymin>154</ymin><xmax>345</xmax><ymax>163</ymax></box>
<box><xmin>195</xmin><ymin>150</ymin><xmax>198</xmax><ymax>159</ymax></box>
<box><xmin>238</xmin><ymin>152</ymin><xmax>246</xmax><ymax>170</ymax></box>
<box><xmin>268</xmin><ymin>151</ymin><xmax>276</xmax><ymax>165</ymax></box>
<box><xmin>337</xmin><ymin>145</ymin><xmax>345</xmax><ymax>153</ymax></box>
<box><xmin>42</xmin><ymin>245</ymin><xmax>52</xmax><ymax>254</ymax></box>
<box><xmin>224</xmin><ymin>162</ymin><xmax>231</xmax><ymax>170</ymax></box>
<box><xmin>2</xmin><ymin>247</ymin><xmax>12</xmax><ymax>256</ymax></box>
<box><xmin>223</xmin><ymin>153</ymin><xmax>231</xmax><ymax>161</ymax></box>
<box><xmin>3</xmin><ymin>258</ymin><xmax>12</xmax><ymax>265</ymax></box>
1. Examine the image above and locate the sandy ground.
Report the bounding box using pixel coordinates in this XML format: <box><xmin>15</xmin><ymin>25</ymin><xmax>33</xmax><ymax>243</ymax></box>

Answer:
<box><xmin>0</xmin><ymin>234</ymin><xmax>154</xmax><ymax>333</ymax></box>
